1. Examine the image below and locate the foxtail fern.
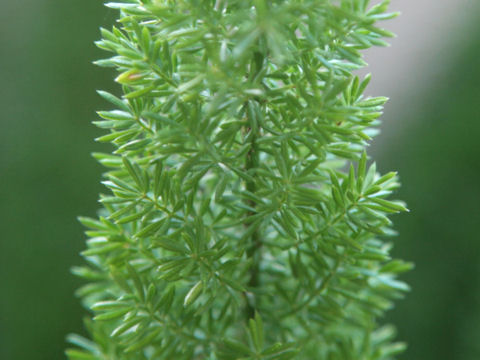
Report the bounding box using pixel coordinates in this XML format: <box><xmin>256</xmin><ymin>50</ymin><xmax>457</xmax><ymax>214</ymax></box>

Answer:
<box><xmin>67</xmin><ymin>1</ymin><xmax>411</xmax><ymax>359</ymax></box>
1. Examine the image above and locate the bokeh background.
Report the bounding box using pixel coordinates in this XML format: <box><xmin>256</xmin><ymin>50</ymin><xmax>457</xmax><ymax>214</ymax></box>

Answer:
<box><xmin>1</xmin><ymin>1</ymin><xmax>479</xmax><ymax>359</ymax></box>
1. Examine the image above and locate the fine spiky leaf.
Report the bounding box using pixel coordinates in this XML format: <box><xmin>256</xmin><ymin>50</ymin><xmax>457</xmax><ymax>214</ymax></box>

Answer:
<box><xmin>68</xmin><ymin>1</ymin><xmax>410</xmax><ymax>359</ymax></box>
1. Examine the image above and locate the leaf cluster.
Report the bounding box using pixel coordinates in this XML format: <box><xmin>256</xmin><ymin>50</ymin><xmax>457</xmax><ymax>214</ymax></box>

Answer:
<box><xmin>67</xmin><ymin>1</ymin><xmax>410</xmax><ymax>359</ymax></box>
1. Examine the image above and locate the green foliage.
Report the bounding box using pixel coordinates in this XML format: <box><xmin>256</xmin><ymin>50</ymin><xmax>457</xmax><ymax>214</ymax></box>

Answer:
<box><xmin>68</xmin><ymin>0</ymin><xmax>410</xmax><ymax>359</ymax></box>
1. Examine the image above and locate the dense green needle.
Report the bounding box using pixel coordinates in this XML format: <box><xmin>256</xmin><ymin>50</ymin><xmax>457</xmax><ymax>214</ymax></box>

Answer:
<box><xmin>68</xmin><ymin>1</ymin><xmax>411</xmax><ymax>359</ymax></box>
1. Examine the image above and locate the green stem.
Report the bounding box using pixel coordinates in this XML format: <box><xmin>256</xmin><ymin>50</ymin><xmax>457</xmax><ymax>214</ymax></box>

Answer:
<box><xmin>245</xmin><ymin>126</ymin><xmax>260</xmax><ymax>320</ymax></box>
<box><xmin>244</xmin><ymin>49</ymin><xmax>265</xmax><ymax>320</ymax></box>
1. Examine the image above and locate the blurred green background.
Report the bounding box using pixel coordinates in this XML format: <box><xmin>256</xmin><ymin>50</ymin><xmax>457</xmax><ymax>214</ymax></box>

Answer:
<box><xmin>0</xmin><ymin>2</ymin><xmax>113</xmax><ymax>359</ymax></box>
<box><xmin>378</xmin><ymin>19</ymin><xmax>480</xmax><ymax>360</ymax></box>
<box><xmin>0</xmin><ymin>1</ymin><xmax>478</xmax><ymax>359</ymax></box>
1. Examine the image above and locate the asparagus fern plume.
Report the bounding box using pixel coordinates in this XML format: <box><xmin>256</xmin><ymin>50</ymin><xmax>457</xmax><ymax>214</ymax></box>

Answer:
<box><xmin>67</xmin><ymin>0</ymin><xmax>412</xmax><ymax>359</ymax></box>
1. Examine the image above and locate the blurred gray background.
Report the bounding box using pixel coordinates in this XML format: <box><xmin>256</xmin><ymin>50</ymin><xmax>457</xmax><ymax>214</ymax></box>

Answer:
<box><xmin>1</xmin><ymin>1</ymin><xmax>479</xmax><ymax>359</ymax></box>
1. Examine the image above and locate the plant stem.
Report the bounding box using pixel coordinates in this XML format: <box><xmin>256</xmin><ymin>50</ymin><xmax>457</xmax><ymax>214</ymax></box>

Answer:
<box><xmin>245</xmin><ymin>47</ymin><xmax>265</xmax><ymax>320</ymax></box>
<box><xmin>245</xmin><ymin>127</ymin><xmax>260</xmax><ymax>320</ymax></box>
<box><xmin>244</xmin><ymin>50</ymin><xmax>264</xmax><ymax>321</ymax></box>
